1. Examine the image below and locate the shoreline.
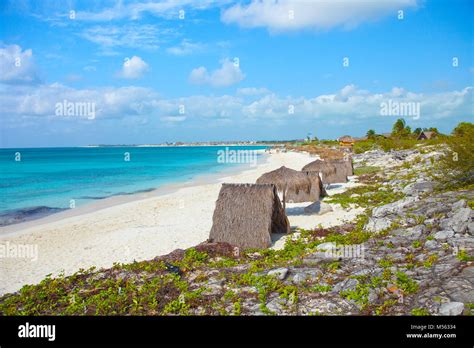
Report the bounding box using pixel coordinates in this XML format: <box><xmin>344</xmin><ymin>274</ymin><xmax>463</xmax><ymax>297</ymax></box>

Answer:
<box><xmin>0</xmin><ymin>144</ymin><xmax>278</xmax><ymax>149</ymax></box>
<box><xmin>0</xmin><ymin>150</ymin><xmax>360</xmax><ymax>296</ymax></box>
<box><xmin>0</xmin><ymin>151</ymin><xmax>269</xmax><ymax>236</ymax></box>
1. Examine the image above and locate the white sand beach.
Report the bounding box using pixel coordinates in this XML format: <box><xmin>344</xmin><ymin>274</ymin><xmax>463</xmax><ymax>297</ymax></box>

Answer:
<box><xmin>0</xmin><ymin>151</ymin><xmax>362</xmax><ymax>295</ymax></box>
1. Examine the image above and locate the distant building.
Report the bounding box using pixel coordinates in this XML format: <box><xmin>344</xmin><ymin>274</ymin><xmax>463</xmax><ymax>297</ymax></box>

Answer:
<box><xmin>338</xmin><ymin>135</ymin><xmax>355</xmax><ymax>147</ymax></box>
<box><xmin>417</xmin><ymin>131</ymin><xmax>437</xmax><ymax>140</ymax></box>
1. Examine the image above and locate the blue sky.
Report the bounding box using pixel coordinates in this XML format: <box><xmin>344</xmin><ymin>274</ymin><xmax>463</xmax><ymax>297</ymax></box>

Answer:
<box><xmin>0</xmin><ymin>0</ymin><xmax>473</xmax><ymax>147</ymax></box>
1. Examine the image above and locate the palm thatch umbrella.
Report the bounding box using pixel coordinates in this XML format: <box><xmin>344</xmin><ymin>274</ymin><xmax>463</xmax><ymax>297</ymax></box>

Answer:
<box><xmin>256</xmin><ymin>166</ymin><xmax>314</xmax><ymax>208</ymax></box>
<box><xmin>328</xmin><ymin>157</ymin><xmax>353</xmax><ymax>177</ymax></box>
<box><xmin>301</xmin><ymin>160</ymin><xmax>346</xmax><ymax>184</ymax></box>
<box><xmin>325</xmin><ymin>160</ymin><xmax>349</xmax><ymax>183</ymax></box>
<box><xmin>209</xmin><ymin>183</ymin><xmax>290</xmax><ymax>249</ymax></box>
<box><xmin>306</xmin><ymin>171</ymin><xmax>327</xmax><ymax>198</ymax></box>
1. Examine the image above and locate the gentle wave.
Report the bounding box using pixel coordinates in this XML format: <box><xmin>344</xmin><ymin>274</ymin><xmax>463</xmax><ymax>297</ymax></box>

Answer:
<box><xmin>0</xmin><ymin>206</ymin><xmax>67</xmax><ymax>226</ymax></box>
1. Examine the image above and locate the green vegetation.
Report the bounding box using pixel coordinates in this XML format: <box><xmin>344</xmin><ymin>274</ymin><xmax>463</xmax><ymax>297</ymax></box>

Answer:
<box><xmin>437</xmin><ymin>122</ymin><xmax>474</xmax><ymax>189</ymax></box>
<box><xmin>411</xmin><ymin>307</ymin><xmax>430</xmax><ymax>316</ymax></box>
<box><xmin>310</xmin><ymin>284</ymin><xmax>332</xmax><ymax>293</ymax></box>
<box><xmin>392</xmin><ymin>118</ymin><xmax>412</xmax><ymax>138</ymax></box>
<box><xmin>457</xmin><ymin>249</ymin><xmax>474</xmax><ymax>262</ymax></box>
<box><xmin>468</xmin><ymin>200</ymin><xmax>474</xmax><ymax>210</ymax></box>
<box><xmin>422</xmin><ymin>254</ymin><xmax>438</xmax><ymax>268</ymax></box>
<box><xmin>354</xmin><ymin>166</ymin><xmax>381</xmax><ymax>176</ymax></box>
<box><xmin>395</xmin><ymin>271</ymin><xmax>419</xmax><ymax>294</ymax></box>
<box><xmin>465</xmin><ymin>303</ymin><xmax>474</xmax><ymax>316</ymax></box>
<box><xmin>341</xmin><ymin>283</ymin><xmax>370</xmax><ymax>307</ymax></box>
<box><xmin>452</xmin><ymin>122</ymin><xmax>473</xmax><ymax>137</ymax></box>
<box><xmin>353</xmin><ymin>139</ymin><xmax>377</xmax><ymax>154</ymax></box>
<box><xmin>366</xmin><ymin>129</ymin><xmax>376</xmax><ymax>139</ymax></box>
<box><xmin>325</xmin><ymin>183</ymin><xmax>404</xmax><ymax>209</ymax></box>
<box><xmin>353</xmin><ymin>118</ymin><xmax>447</xmax><ymax>154</ymax></box>
<box><xmin>378</xmin><ymin>258</ymin><xmax>394</xmax><ymax>268</ymax></box>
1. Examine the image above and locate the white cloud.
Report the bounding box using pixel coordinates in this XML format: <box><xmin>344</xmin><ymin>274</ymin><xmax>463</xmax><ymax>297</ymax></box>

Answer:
<box><xmin>166</xmin><ymin>39</ymin><xmax>205</xmax><ymax>56</ymax></box>
<box><xmin>239</xmin><ymin>85</ymin><xmax>473</xmax><ymax>123</ymax></box>
<box><xmin>160</xmin><ymin>116</ymin><xmax>187</xmax><ymax>122</ymax></box>
<box><xmin>118</xmin><ymin>56</ymin><xmax>149</xmax><ymax>79</ymax></box>
<box><xmin>2</xmin><ymin>83</ymin><xmax>472</xmax><ymax>129</ymax></box>
<box><xmin>221</xmin><ymin>0</ymin><xmax>418</xmax><ymax>32</ymax></box>
<box><xmin>0</xmin><ymin>83</ymin><xmax>159</xmax><ymax>125</ymax></box>
<box><xmin>237</xmin><ymin>87</ymin><xmax>271</xmax><ymax>96</ymax></box>
<box><xmin>73</xmin><ymin>0</ymin><xmax>222</xmax><ymax>21</ymax></box>
<box><xmin>0</xmin><ymin>44</ymin><xmax>40</xmax><ymax>84</ymax></box>
<box><xmin>80</xmin><ymin>24</ymin><xmax>172</xmax><ymax>53</ymax></box>
<box><xmin>14</xmin><ymin>0</ymin><xmax>227</xmax><ymax>26</ymax></box>
<box><xmin>189</xmin><ymin>58</ymin><xmax>245</xmax><ymax>87</ymax></box>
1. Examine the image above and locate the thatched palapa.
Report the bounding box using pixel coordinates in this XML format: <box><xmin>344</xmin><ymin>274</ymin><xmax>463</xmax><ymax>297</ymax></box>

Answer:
<box><xmin>306</xmin><ymin>171</ymin><xmax>327</xmax><ymax>199</ymax></box>
<box><xmin>328</xmin><ymin>157</ymin><xmax>353</xmax><ymax>177</ymax></box>
<box><xmin>302</xmin><ymin>160</ymin><xmax>347</xmax><ymax>184</ymax></box>
<box><xmin>256</xmin><ymin>166</ymin><xmax>318</xmax><ymax>206</ymax></box>
<box><xmin>209</xmin><ymin>184</ymin><xmax>290</xmax><ymax>249</ymax></box>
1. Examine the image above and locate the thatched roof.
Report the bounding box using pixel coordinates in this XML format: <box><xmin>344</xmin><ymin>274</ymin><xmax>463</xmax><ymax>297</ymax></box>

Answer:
<box><xmin>209</xmin><ymin>183</ymin><xmax>290</xmax><ymax>249</ymax></box>
<box><xmin>328</xmin><ymin>157</ymin><xmax>353</xmax><ymax>177</ymax></box>
<box><xmin>305</xmin><ymin>171</ymin><xmax>327</xmax><ymax>199</ymax></box>
<box><xmin>256</xmin><ymin>166</ymin><xmax>317</xmax><ymax>203</ymax></box>
<box><xmin>302</xmin><ymin>160</ymin><xmax>336</xmax><ymax>176</ymax></box>
<box><xmin>338</xmin><ymin>135</ymin><xmax>354</xmax><ymax>143</ymax></box>
<box><xmin>302</xmin><ymin>159</ymin><xmax>347</xmax><ymax>184</ymax></box>
<box><xmin>417</xmin><ymin>131</ymin><xmax>437</xmax><ymax>140</ymax></box>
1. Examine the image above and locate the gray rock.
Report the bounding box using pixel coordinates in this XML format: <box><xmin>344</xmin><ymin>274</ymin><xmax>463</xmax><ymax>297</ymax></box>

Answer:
<box><xmin>442</xmin><ymin>269</ymin><xmax>474</xmax><ymax>303</ymax></box>
<box><xmin>266</xmin><ymin>297</ymin><xmax>286</xmax><ymax>313</ymax></box>
<box><xmin>203</xmin><ymin>279</ymin><xmax>224</xmax><ymax>296</ymax></box>
<box><xmin>425</xmin><ymin>240</ymin><xmax>438</xmax><ymax>249</ymax></box>
<box><xmin>461</xmin><ymin>266</ymin><xmax>474</xmax><ymax>279</ymax></box>
<box><xmin>468</xmin><ymin>221</ymin><xmax>474</xmax><ymax>235</ymax></box>
<box><xmin>448</xmin><ymin>236</ymin><xmax>474</xmax><ymax>249</ymax></box>
<box><xmin>451</xmin><ymin>208</ymin><xmax>472</xmax><ymax>233</ymax></box>
<box><xmin>392</xmin><ymin>225</ymin><xmax>424</xmax><ymax>239</ymax></box>
<box><xmin>316</xmin><ymin>242</ymin><xmax>337</xmax><ymax>251</ymax></box>
<box><xmin>434</xmin><ymin>230</ymin><xmax>454</xmax><ymax>241</ymax></box>
<box><xmin>424</xmin><ymin>218</ymin><xmax>436</xmax><ymax>225</ymax></box>
<box><xmin>247</xmin><ymin>303</ymin><xmax>266</xmax><ymax>315</ymax></box>
<box><xmin>452</xmin><ymin>199</ymin><xmax>466</xmax><ymax>210</ymax></box>
<box><xmin>391</xmin><ymin>252</ymin><xmax>405</xmax><ymax>261</ymax></box>
<box><xmin>268</xmin><ymin>268</ymin><xmax>288</xmax><ymax>280</ymax></box>
<box><xmin>414</xmin><ymin>200</ymin><xmax>450</xmax><ymax>217</ymax></box>
<box><xmin>304</xmin><ymin>201</ymin><xmax>333</xmax><ymax>215</ymax></box>
<box><xmin>438</xmin><ymin>302</ymin><xmax>464</xmax><ymax>316</ymax></box>
<box><xmin>440</xmin><ymin>218</ymin><xmax>454</xmax><ymax>231</ymax></box>
<box><xmin>365</xmin><ymin>217</ymin><xmax>392</xmax><ymax>232</ymax></box>
<box><xmin>292</xmin><ymin>273</ymin><xmax>308</xmax><ymax>284</ymax></box>
<box><xmin>403</xmin><ymin>181</ymin><xmax>434</xmax><ymax>196</ymax></box>
<box><xmin>372</xmin><ymin>197</ymin><xmax>418</xmax><ymax>218</ymax></box>
<box><xmin>353</xmin><ymin>268</ymin><xmax>376</xmax><ymax>277</ymax></box>
<box><xmin>303</xmin><ymin>251</ymin><xmax>339</xmax><ymax>264</ymax></box>
<box><xmin>332</xmin><ymin>278</ymin><xmax>358</xmax><ymax>293</ymax></box>
<box><xmin>368</xmin><ymin>289</ymin><xmax>378</xmax><ymax>302</ymax></box>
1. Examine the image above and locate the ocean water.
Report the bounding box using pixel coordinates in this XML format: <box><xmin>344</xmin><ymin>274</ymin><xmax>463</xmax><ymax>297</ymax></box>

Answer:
<box><xmin>0</xmin><ymin>146</ymin><xmax>267</xmax><ymax>226</ymax></box>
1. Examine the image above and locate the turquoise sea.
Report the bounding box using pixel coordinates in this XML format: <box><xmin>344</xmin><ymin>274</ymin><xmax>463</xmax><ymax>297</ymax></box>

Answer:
<box><xmin>0</xmin><ymin>146</ymin><xmax>267</xmax><ymax>226</ymax></box>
